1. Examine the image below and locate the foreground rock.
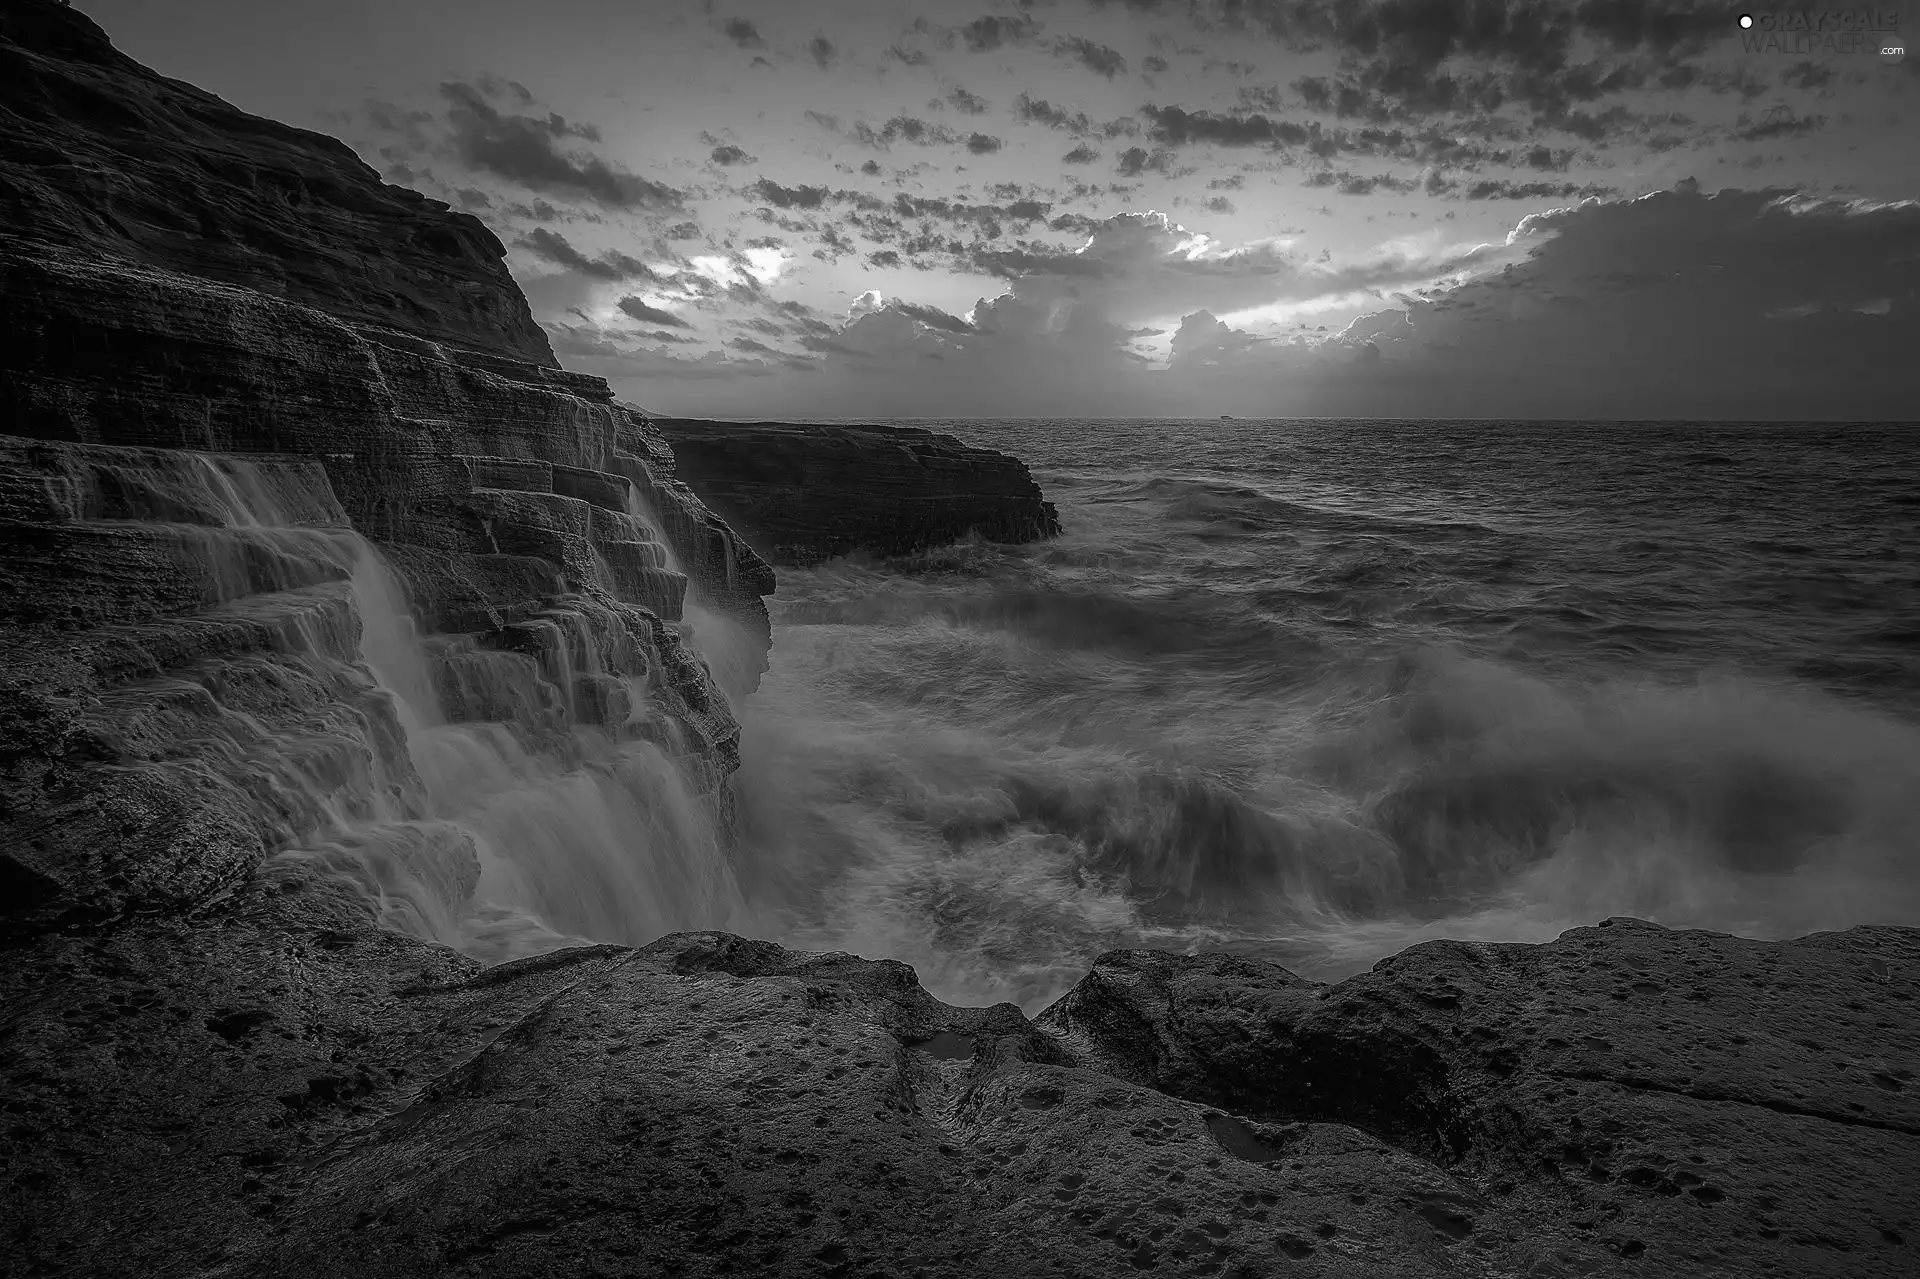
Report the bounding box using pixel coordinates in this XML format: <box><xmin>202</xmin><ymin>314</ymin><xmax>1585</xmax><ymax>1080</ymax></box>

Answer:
<box><xmin>655</xmin><ymin>417</ymin><xmax>1062</xmax><ymax>566</ymax></box>
<box><xmin>3</xmin><ymin>913</ymin><xmax>1912</xmax><ymax>1278</ymax></box>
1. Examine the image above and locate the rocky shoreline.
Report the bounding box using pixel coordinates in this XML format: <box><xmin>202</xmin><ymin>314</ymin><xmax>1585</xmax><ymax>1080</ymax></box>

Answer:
<box><xmin>1</xmin><ymin>3</ymin><xmax>1915</xmax><ymax>1276</ymax></box>
<box><xmin>654</xmin><ymin>417</ymin><xmax>1061</xmax><ymax>568</ymax></box>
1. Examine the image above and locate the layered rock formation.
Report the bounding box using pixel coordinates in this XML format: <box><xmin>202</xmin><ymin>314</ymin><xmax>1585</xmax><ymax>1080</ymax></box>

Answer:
<box><xmin>655</xmin><ymin>417</ymin><xmax>1062</xmax><ymax>567</ymax></box>
<box><xmin>0</xmin><ymin>0</ymin><xmax>776</xmax><ymax>927</ymax></box>
<box><xmin>3</xmin><ymin>6</ymin><xmax>1916</xmax><ymax>1279</ymax></box>
<box><xmin>0</xmin><ymin>0</ymin><xmax>773</xmax><ymax>642</ymax></box>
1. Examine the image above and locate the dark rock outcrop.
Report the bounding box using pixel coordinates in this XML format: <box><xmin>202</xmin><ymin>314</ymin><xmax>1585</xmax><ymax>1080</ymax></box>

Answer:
<box><xmin>0</xmin><ymin>0</ymin><xmax>552</xmax><ymax>365</ymax></box>
<box><xmin>0</xmin><ymin>0</ymin><xmax>773</xmax><ymax>648</ymax></box>
<box><xmin>0</xmin><ymin>0</ymin><xmax>772</xmax><ymax>927</ymax></box>
<box><xmin>4</xmin><ymin>911</ymin><xmax>1912</xmax><ymax>1277</ymax></box>
<box><xmin>655</xmin><ymin>417</ymin><xmax>1062</xmax><ymax>567</ymax></box>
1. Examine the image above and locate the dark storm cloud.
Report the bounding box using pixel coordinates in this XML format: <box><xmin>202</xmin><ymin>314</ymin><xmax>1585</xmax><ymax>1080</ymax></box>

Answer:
<box><xmin>1524</xmin><ymin>145</ymin><xmax>1573</xmax><ymax>170</ymax></box>
<box><xmin>1204</xmin><ymin>195</ymin><xmax>1237</xmax><ymax>213</ymax></box>
<box><xmin>1051</xmin><ymin>36</ymin><xmax>1129</xmax><ymax>78</ymax></box>
<box><xmin>618</xmin><ymin>297</ymin><xmax>694</xmax><ymax>328</ymax></box>
<box><xmin>1063</xmin><ymin>143</ymin><xmax>1101</xmax><ymax>163</ymax></box>
<box><xmin>721</xmin><ymin>18</ymin><xmax>763</xmax><ymax>49</ymax></box>
<box><xmin>711</xmin><ymin>144</ymin><xmax>754</xmax><ymax>165</ymax></box>
<box><xmin>517</xmin><ymin>227</ymin><xmax>662</xmax><ymax>281</ymax></box>
<box><xmin>861</xmin><ymin>159</ymin><xmax>884</xmax><ymax>175</ymax></box>
<box><xmin>808</xmin><ymin>35</ymin><xmax>837</xmax><ymax>68</ymax></box>
<box><xmin>437</xmin><ymin>82</ymin><xmax>681</xmax><ymax>210</ymax></box>
<box><xmin>967</xmin><ymin>132</ymin><xmax>1004</xmax><ymax>154</ymax></box>
<box><xmin>868</xmin><ymin>250</ymin><xmax>905</xmax><ymax>267</ymax></box>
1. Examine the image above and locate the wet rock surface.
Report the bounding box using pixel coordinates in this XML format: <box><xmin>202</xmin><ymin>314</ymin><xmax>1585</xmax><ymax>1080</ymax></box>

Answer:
<box><xmin>4</xmin><ymin>915</ymin><xmax>1913</xmax><ymax>1278</ymax></box>
<box><xmin>2</xmin><ymin>6</ymin><xmax>1915</xmax><ymax>1278</ymax></box>
<box><xmin>655</xmin><ymin>418</ymin><xmax>1063</xmax><ymax>567</ymax></box>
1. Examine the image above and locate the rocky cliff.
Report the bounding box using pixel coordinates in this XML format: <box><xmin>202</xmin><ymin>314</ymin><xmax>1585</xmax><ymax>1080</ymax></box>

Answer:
<box><xmin>655</xmin><ymin>418</ymin><xmax>1062</xmax><ymax>567</ymax></box>
<box><xmin>2</xmin><ymin>5</ymin><xmax>1915</xmax><ymax>1278</ymax></box>
<box><xmin>0</xmin><ymin>0</ymin><xmax>780</xmax><ymax>929</ymax></box>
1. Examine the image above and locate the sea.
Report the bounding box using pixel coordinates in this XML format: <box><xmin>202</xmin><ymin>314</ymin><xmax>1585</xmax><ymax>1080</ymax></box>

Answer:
<box><xmin>712</xmin><ymin>418</ymin><xmax>1920</xmax><ymax>1011</ymax></box>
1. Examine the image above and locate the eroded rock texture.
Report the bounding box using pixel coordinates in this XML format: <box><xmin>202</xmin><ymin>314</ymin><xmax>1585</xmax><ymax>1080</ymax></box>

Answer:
<box><xmin>655</xmin><ymin>418</ymin><xmax>1063</xmax><ymax>567</ymax></box>
<box><xmin>4</xmin><ymin>914</ymin><xmax>1913</xmax><ymax>1278</ymax></box>
<box><xmin>0</xmin><ymin>0</ymin><xmax>774</xmax><ymax>649</ymax></box>
<box><xmin>0</xmin><ymin>0</ymin><xmax>775</xmax><ymax>928</ymax></box>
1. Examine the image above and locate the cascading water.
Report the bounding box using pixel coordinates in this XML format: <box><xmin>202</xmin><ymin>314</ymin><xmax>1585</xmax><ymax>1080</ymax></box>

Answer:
<box><xmin>144</xmin><ymin>452</ymin><xmax>749</xmax><ymax>963</ymax></box>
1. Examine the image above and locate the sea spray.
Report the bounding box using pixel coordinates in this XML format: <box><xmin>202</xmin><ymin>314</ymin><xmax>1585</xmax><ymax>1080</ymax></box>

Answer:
<box><xmin>719</xmin><ymin>418</ymin><xmax>1920</xmax><ymax>1012</ymax></box>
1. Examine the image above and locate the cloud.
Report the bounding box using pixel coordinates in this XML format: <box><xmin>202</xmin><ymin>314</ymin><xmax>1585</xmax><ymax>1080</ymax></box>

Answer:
<box><xmin>436</xmin><ymin>81</ymin><xmax>681</xmax><ymax>210</ymax></box>
<box><xmin>960</xmin><ymin>15</ymin><xmax>1039</xmax><ymax>52</ymax></box>
<box><xmin>1051</xmin><ymin>36</ymin><xmax>1128</xmax><ymax>78</ymax></box>
<box><xmin>945</xmin><ymin>86</ymin><xmax>990</xmax><ymax>115</ymax></box>
<box><xmin>1142</xmin><ymin>104</ymin><xmax>1308</xmax><ymax>148</ymax></box>
<box><xmin>1062</xmin><ymin>143</ymin><xmax>1101</xmax><ymax>164</ymax></box>
<box><xmin>721</xmin><ymin>18</ymin><xmax>762</xmax><ymax>49</ymax></box>
<box><xmin>1168</xmin><ymin>310</ymin><xmax>1268</xmax><ymax>368</ymax></box>
<box><xmin>808</xmin><ymin>35</ymin><xmax>837</xmax><ymax>68</ymax></box>
<box><xmin>891</xmin><ymin>301</ymin><xmax>977</xmax><ymax>333</ymax></box>
<box><xmin>516</xmin><ymin>227</ymin><xmax>661</xmax><ymax>281</ymax></box>
<box><xmin>1730</xmin><ymin>110</ymin><xmax>1827</xmax><ymax>141</ymax></box>
<box><xmin>849</xmin><ymin>116</ymin><xmax>962</xmax><ymax>149</ymax></box>
<box><xmin>1302</xmin><ymin>185</ymin><xmax>1920</xmax><ymax>418</ymax></box>
<box><xmin>752</xmin><ymin>178</ymin><xmax>833</xmax><ymax>210</ymax></box>
<box><xmin>710</xmin><ymin>144</ymin><xmax>754</xmax><ymax>166</ymax></box>
<box><xmin>1014</xmin><ymin>93</ymin><xmax>1094</xmax><ymax>134</ymax></box>
<box><xmin>617</xmin><ymin>297</ymin><xmax>695</xmax><ymax>328</ymax></box>
<box><xmin>967</xmin><ymin>132</ymin><xmax>1004</xmax><ymax>154</ymax></box>
<box><xmin>1117</xmin><ymin>146</ymin><xmax>1177</xmax><ymax>176</ymax></box>
<box><xmin>1461</xmin><ymin>179</ymin><xmax>1614</xmax><ymax>200</ymax></box>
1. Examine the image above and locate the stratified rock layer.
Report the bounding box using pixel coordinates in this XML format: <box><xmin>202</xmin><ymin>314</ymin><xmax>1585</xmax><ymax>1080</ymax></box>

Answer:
<box><xmin>0</xmin><ymin>0</ymin><xmax>774</xmax><ymax>650</ymax></box>
<box><xmin>655</xmin><ymin>418</ymin><xmax>1062</xmax><ymax>566</ymax></box>
<box><xmin>2</xmin><ymin>914</ymin><xmax>1912</xmax><ymax>1278</ymax></box>
<box><xmin>0</xmin><ymin>0</ymin><xmax>552</xmax><ymax>364</ymax></box>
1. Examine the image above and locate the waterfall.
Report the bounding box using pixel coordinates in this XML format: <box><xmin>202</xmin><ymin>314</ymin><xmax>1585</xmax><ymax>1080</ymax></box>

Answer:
<box><xmin>147</xmin><ymin>453</ymin><xmax>752</xmax><ymax>961</ymax></box>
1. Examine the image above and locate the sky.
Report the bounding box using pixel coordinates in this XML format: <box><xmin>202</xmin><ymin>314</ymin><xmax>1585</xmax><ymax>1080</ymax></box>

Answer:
<box><xmin>84</xmin><ymin>0</ymin><xmax>1919</xmax><ymax>419</ymax></box>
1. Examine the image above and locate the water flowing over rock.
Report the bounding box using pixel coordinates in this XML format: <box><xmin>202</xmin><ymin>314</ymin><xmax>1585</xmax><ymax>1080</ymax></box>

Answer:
<box><xmin>654</xmin><ymin>417</ymin><xmax>1063</xmax><ymax>566</ymax></box>
<box><xmin>0</xmin><ymin>0</ymin><xmax>773</xmax><ymax>936</ymax></box>
<box><xmin>2</xmin><ymin>5</ymin><xmax>1914</xmax><ymax>1277</ymax></box>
